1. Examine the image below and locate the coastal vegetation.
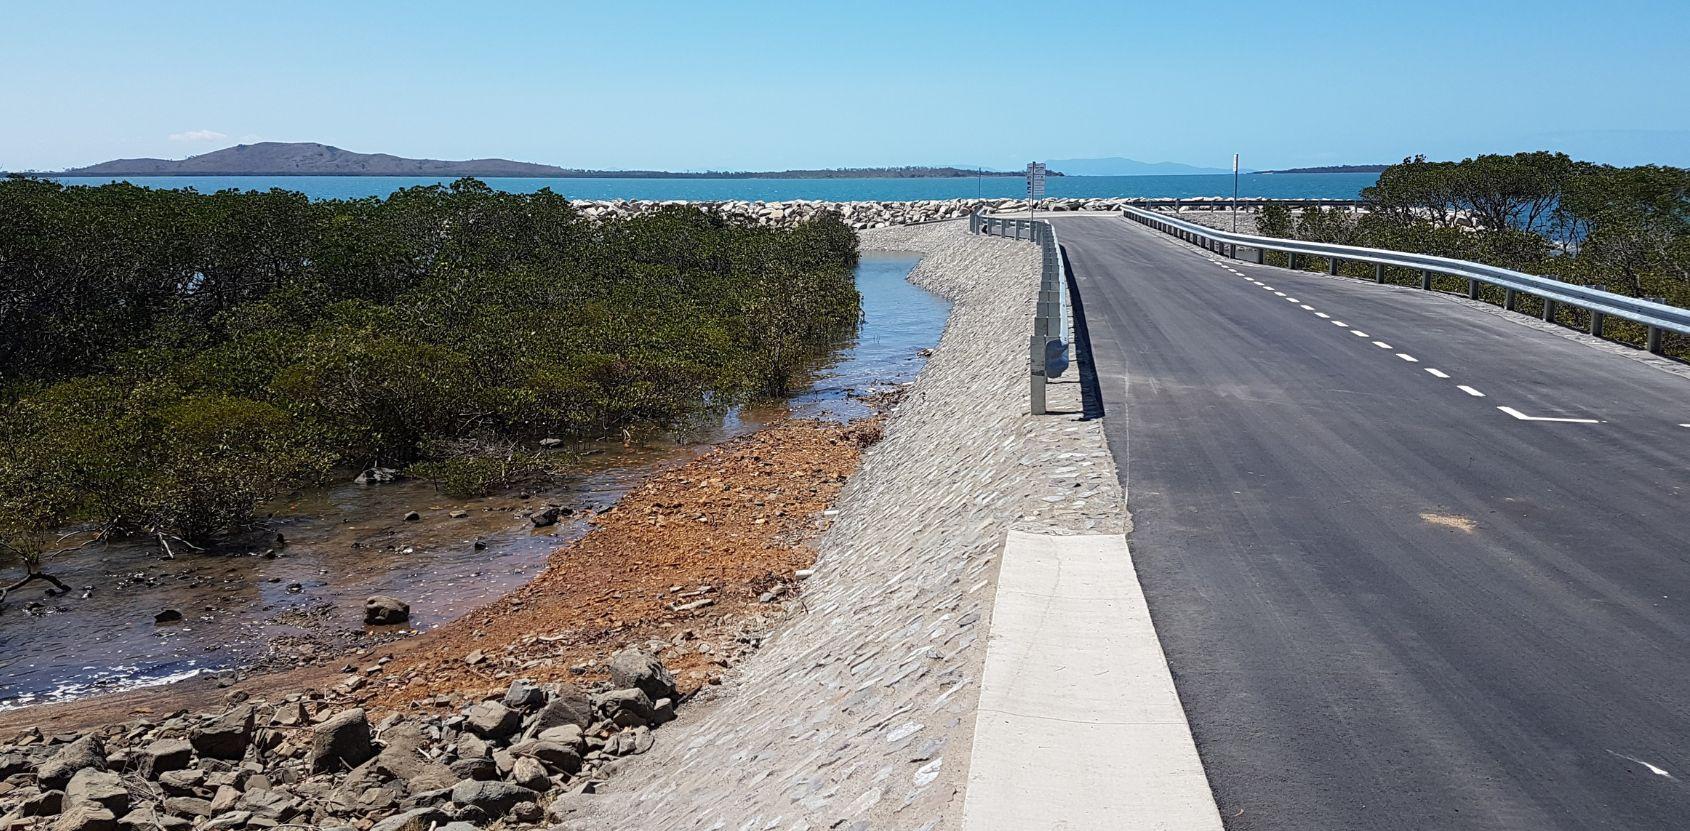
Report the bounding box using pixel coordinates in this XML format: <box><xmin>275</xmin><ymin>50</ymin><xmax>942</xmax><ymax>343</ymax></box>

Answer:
<box><xmin>1255</xmin><ymin>152</ymin><xmax>1689</xmax><ymax>355</ymax></box>
<box><xmin>0</xmin><ymin>176</ymin><xmax>861</xmax><ymax>582</ymax></box>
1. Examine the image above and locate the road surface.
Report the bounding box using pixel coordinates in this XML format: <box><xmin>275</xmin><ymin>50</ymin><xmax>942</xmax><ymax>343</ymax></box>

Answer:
<box><xmin>1058</xmin><ymin>215</ymin><xmax>1690</xmax><ymax>830</ymax></box>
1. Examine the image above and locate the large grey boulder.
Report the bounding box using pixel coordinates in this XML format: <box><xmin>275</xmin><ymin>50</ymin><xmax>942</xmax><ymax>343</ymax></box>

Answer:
<box><xmin>51</xmin><ymin>804</ymin><xmax>118</xmax><ymax>831</ymax></box>
<box><xmin>37</xmin><ymin>734</ymin><xmax>106</xmax><ymax>789</ymax></box>
<box><xmin>136</xmin><ymin>738</ymin><xmax>193</xmax><ymax>779</ymax></box>
<box><xmin>596</xmin><ymin>688</ymin><xmax>656</xmax><ymax>728</ymax></box>
<box><xmin>509</xmin><ymin>740</ymin><xmax>581</xmax><ymax>775</ymax></box>
<box><xmin>364</xmin><ymin>595</ymin><xmax>410</xmax><ymax>625</ymax></box>
<box><xmin>531</xmin><ymin>684</ymin><xmax>594</xmax><ymax>731</ymax></box>
<box><xmin>450</xmin><ymin>779</ymin><xmax>536</xmax><ymax>817</ymax></box>
<box><xmin>311</xmin><ymin>709</ymin><xmax>375</xmax><ymax>773</ymax></box>
<box><xmin>501</xmin><ymin>679</ymin><xmax>546</xmax><ymax>712</ymax></box>
<box><xmin>189</xmin><ymin>706</ymin><xmax>254</xmax><ymax>760</ymax></box>
<box><xmin>608</xmin><ymin>648</ymin><xmax>676</xmax><ymax>702</ymax></box>
<box><xmin>65</xmin><ymin>769</ymin><xmax>129</xmax><ymax>815</ymax></box>
<box><xmin>462</xmin><ymin>702</ymin><xmax>520</xmax><ymax>741</ymax></box>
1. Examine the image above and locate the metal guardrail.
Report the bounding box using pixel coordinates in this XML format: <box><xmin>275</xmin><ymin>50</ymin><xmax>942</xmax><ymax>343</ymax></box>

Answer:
<box><xmin>1123</xmin><ymin>205</ymin><xmax>1690</xmax><ymax>352</ymax></box>
<box><xmin>970</xmin><ymin>212</ymin><xmax>1070</xmax><ymax>414</ymax></box>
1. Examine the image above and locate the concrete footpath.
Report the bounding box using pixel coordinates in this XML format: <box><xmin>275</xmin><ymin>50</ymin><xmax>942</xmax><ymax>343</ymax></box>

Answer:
<box><xmin>964</xmin><ymin>530</ymin><xmax>1221</xmax><ymax>830</ymax></box>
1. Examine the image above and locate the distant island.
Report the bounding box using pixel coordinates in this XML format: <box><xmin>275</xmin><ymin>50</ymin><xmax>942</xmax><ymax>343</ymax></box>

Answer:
<box><xmin>1046</xmin><ymin>156</ymin><xmax>1240</xmax><ymax>176</ymax></box>
<box><xmin>1256</xmin><ymin>164</ymin><xmax>1389</xmax><ymax>174</ymax></box>
<box><xmin>51</xmin><ymin>142</ymin><xmax>1053</xmax><ymax>179</ymax></box>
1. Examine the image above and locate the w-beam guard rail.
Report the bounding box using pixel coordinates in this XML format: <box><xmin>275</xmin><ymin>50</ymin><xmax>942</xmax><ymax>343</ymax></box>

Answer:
<box><xmin>970</xmin><ymin>212</ymin><xmax>1071</xmax><ymax>414</ymax></box>
<box><xmin>1122</xmin><ymin>205</ymin><xmax>1690</xmax><ymax>353</ymax></box>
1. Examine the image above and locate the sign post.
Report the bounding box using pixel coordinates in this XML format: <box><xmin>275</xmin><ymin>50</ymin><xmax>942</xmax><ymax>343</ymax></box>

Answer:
<box><xmin>1232</xmin><ymin>153</ymin><xmax>1240</xmax><ymax>233</ymax></box>
<box><xmin>1026</xmin><ymin>161</ymin><xmax>1046</xmax><ymax>222</ymax></box>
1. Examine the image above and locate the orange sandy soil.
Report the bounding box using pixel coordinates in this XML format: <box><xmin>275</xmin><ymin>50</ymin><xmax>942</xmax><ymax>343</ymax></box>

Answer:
<box><xmin>0</xmin><ymin>417</ymin><xmax>879</xmax><ymax>734</ymax></box>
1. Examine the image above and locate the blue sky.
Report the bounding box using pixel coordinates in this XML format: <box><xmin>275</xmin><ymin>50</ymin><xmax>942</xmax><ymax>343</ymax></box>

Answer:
<box><xmin>4</xmin><ymin>0</ymin><xmax>1686</xmax><ymax>171</ymax></box>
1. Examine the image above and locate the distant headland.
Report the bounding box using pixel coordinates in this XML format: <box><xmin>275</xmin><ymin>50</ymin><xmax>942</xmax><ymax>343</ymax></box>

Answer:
<box><xmin>1256</xmin><ymin>164</ymin><xmax>1390</xmax><ymax>174</ymax></box>
<box><xmin>49</xmin><ymin>142</ymin><xmax>1056</xmax><ymax>179</ymax></box>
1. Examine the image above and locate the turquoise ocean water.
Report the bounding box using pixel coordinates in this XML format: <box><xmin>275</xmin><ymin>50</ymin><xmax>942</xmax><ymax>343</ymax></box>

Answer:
<box><xmin>47</xmin><ymin>172</ymin><xmax>1378</xmax><ymax>202</ymax></box>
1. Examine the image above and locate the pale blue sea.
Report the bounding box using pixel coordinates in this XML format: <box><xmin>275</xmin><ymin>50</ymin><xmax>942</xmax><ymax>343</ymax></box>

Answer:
<box><xmin>47</xmin><ymin>172</ymin><xmax>1378</xmax><ymax>202</ymax></box>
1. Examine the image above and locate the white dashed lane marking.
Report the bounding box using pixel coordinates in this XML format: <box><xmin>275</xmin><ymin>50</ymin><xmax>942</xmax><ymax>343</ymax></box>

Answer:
<box><xmin>1315</xmin><ymin>312</ymin><xmax>1331</xmax><ymax>319</ymax></box>
<box><xmin>1300</xmin><ymin>304</ymin><xmax>1316</xmax><ymax>311</ymax></box>
<box><xmin>1352</xmin><ymin>330</ymin><xmax>1369</xmax><ymax>337</ymax></box>
<box><xmin>1372</xmin><ymin>341</ymin><xmax>1393</xmax><ymax>349</ymax></box>
<box><xmin>1426</xmin><ymin>368</ymin><xmax>1450</xmax><ymax>379</ymax></box>
<box><xmin>1458</xmin><ymin>386</ymin><xmax>1486</xmax><ymax>398</ymax></box>
<box><xmin>1332</xmin><ymin>321</ymin><xmax>1349</xmax><ymax>327</ymax></box>
<box><xmin>1397</xmin><ymin>353</ymin><xmax>1419</xmax><ymax>363</ymax></box>
<box><xmin>1498</xmin><ymin>406</ymin><xmax>1601</xmax><ymax>424</ymax></box>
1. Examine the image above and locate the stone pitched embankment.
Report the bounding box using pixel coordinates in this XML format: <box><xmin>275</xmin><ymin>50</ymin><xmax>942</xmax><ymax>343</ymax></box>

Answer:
<box><xmin>570</xmin><ymin>221</ymin><xmax>1126</xmax><ymax>830</ymax></box>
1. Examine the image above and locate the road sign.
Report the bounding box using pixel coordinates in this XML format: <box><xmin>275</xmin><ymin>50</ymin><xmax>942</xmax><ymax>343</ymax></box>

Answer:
<box><xmin>1026</xmin><ymin>162</ymin><xmax>1046</xmax><ymax>199</ymax></box>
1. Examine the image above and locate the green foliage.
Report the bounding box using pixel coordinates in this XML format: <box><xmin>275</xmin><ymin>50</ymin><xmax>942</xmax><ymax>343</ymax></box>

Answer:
<box><xmin>1258</xmin><ymin>153</ymin><xmax>1689</xmax><ymax>334</ymax></box>
<box><xmin>0</xmin><ymin>178</ymin><xmax>861</xmax><ymax>552</ymax></box>
<box><xmin>407</xmin><ymin>442</ymin><xmax>549</xmax><ymax>499</ymax></box>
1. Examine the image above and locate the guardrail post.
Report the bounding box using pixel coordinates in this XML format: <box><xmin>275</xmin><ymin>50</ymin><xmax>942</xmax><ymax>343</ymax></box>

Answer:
<box><xmin>1255</xmin><ymin>247</ymin><xmax>1264</xmax><ymax>264</ymax></box>
<box><xmin>1328</xmin><ymin>257</ymin><xmax>1339</xmax><ymax>276</ymax></box>
<box><xmin>1505</xmin><ymin>288</ymin><xmax>1518</xmax><ymax>311</ymax></box>
<box><xmin>1542</xmin><ymin>298</ymin><xmax>1556</xmax><ymax>323</ymax></box>
<box><xmin>1374</xmin><ymin>263</ymin><xmax>1384</xmax><ymax>284</ymax></box>
<box><xmin>1288</xmin><ymin>252</ymin><xmax>1299</xmax><ymax>270</ymax></box>
<box><xmin>1648</xmin><ymin>326</ymin><xmax>1664</xmax><ymax>354</ymax></box>
<box><xmin>1467</xmin><ymin>279</ymin><xmax>1480</xmax><ymax>299</ymax></box>
<box><xmin>1420</xmin><ymin>270</ymin><xmax>1432</xmax><ymax>291</ymax></box>
<box><xmin>1029</xmin><ymin>335</ymin><xmax>1047</xmax><ymax>415</ymax></box>
<box><xmin>1590</xmin><ymin>311</ymin><xmax>1606</xmax><ymax>338</ymax></box>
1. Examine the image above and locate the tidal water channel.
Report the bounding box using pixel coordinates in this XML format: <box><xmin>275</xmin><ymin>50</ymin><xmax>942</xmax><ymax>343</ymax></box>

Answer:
<box><xmin>0</xmin><ymin>252</ymin><xmax>944</xmax><ymax>709</ymax></box>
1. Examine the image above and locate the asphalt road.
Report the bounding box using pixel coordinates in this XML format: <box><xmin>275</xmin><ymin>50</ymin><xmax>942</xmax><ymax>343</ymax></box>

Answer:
<box><xmin>1057</xmin><ymin>216</ymin><xmax>1690</xmax><ymax>830</ymax></box>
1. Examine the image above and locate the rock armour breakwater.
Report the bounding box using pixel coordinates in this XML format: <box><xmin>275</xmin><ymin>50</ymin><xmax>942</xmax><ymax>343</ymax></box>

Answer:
<box><xmin>573</xmin><ymin>196</ymin><xmax>1356</xmax><ymax>229</ymax></box>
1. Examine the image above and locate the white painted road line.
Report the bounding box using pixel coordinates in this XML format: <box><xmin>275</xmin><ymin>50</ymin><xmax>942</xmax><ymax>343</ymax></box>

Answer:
<box><xmin>1352</xmin><ymin>330</ymin><xmax>1370</xmax><ymax>337</ymax></box>
<box><xmin>1315</xmin><ymin>312</ymin><xmax>1332</xmax><ymax>319</ymax></box>
<box><xmin>965</xmin><ymin>531</ymin><xmax>1223</xmax><ymax>831</ymax></box>
<box><xmin>1373</xmin><ymin>341</ymin><xmax>1393</xmax><ymax>349</ymax></box>
<box><xmin>1426</xmin><ymin>368</ymin><xmax>1450</xmax><ymax>379</ymax></box>
<box><xmin>1681</xmin><ymin>424</ymin><xmax>1690</xmax><ymax>428</ymax></box>
<box><xmin>1333</xmin><ymin>321</ymin><xmax>1349</xmax><ymax>327</ymax></box>
<box><xmin>1397</xmin><ymin>353</ymin><xmax>1419</xmax><ymax>363</ymax></box>
<box><xmin>1300</xmin><ymin>304</ymin><xmax>1315</xmax><ymax>311</ymax></box>
<box><xmin>1458</xmin><ymin>385</ymin><xmax>1486</xmax><ymax>397</ymax></box>
<box><xmin>1497</xmin><ymin>406</ymin><xmax>1602</xmax><ymax>424</ymax></box>
<box><xmin>1274</xmin><ymin>291</ymin><xmax>1287</xmax><ymax>297</ymax></box>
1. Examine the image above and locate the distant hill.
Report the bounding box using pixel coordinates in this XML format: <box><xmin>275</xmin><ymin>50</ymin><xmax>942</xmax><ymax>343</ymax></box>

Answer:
<box><xmin>55</xmin><ymin>143</ymin><xmax>1042</xmax><ymax>179</ymax></box>
<box><xmin>1257</xmin><ymin>164</ymin><xmax>1390</xmax><ymax>174</ymax></box>
<box><xmin>1045</xmin><ymin>156</ymin><xmax>1238</xmax><ymax>176</ymax></box>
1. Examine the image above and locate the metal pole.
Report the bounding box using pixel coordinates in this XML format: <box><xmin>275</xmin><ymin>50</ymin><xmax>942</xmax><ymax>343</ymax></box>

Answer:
<box><xmin>1232</xmin><ymin>153</ymin><xmax>1240</xmax><ymax>233</ymax></box>
<box><xmin>1542</xmin><ymin>298</ymin><xmax>1556</xmax><ymax>323</ymax></box>
<box><xmin>1029</xmin><ymin>335</ymin><xmax>1047</xmax><ymax>416</ymax></box>
<box><xmin>1374</xmin><ymin>263</ymin><xmax>1385</xmax><ymax>284</ymax></box>
<box><xmin>1648</xmin><ymin>326</ymin><xmax>1664</xmax><ymax>354</ymax></box>
<box><xmin>1590</xmin><ymin>311</ymin><xmax>1606</xmax><ymax>338</ymax></box>
<box><xmin>1420</xmin><ymin>270</ymin><xmax>1432</xmax><ymax>291</ymax></box>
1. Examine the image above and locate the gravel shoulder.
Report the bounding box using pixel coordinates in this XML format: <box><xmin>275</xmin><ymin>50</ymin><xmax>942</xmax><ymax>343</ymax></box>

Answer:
<box><xmin>571</xmin><ymin>220</ymin><xmax>1126</xmax><ymax>831</ymax></box>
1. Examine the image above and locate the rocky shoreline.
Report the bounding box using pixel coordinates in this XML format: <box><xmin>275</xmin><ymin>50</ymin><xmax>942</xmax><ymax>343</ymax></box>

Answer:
<box><xmin>0</xmin><ymin>416</ymin><xmax>882</xmax><ymax>831</ymax></box>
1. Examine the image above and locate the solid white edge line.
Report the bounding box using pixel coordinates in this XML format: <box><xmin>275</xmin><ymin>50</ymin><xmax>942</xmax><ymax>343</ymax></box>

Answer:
<box><xmin>1497</xmin><ymin>406</ymin><xmax>1601</xmax><ymax>424</ymax></box>
<box><xmin>1458</xmin><ymin>385</ymin><xmax>1486</xmax><ymax>397</ymax></box>
<box><xmin>1426</xmin><ymin>368</ymin><xmax>1450</xmax><ymax>379</ymax></box>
